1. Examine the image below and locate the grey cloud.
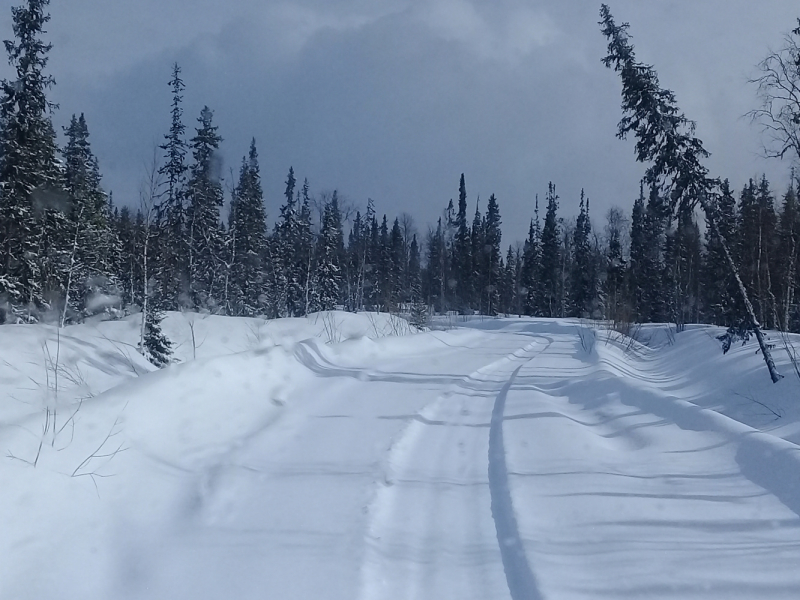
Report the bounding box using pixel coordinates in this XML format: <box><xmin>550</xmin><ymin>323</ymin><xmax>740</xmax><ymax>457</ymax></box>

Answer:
<box><xmin>2</xmin><ymin>1</ymin><xmax>798</xmax><ymax>242</ymax></box>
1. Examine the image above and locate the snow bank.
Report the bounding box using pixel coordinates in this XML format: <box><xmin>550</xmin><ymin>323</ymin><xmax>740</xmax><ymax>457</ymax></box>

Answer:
<box><xmin>0</xmin><ymin>310</ymin><xmax>422</xmax><ymax>599</ymax></box>
<box><xmin>0</xmin><ymin>310</ymin><xmax>421</xmax><ymax>480</ymax></box>
<box><xmin>0</xmin><ymin>310</ymin><xmax>414</xmax><ymax>407</ymax></box>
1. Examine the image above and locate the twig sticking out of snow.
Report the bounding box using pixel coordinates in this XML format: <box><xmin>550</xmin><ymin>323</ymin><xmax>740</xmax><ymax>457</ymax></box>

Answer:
<box><xmin>71</xmin><ymin>409</ymin><xmax>129</xmax><ymax>496</ymax></box>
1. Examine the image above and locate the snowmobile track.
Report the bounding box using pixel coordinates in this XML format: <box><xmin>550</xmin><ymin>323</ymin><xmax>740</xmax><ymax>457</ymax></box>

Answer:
<box><xmin>358</xmin><ymin>336</ymin><xmax>548</xmax><ymax>600</ymax></box>
<box><xmin>489</xmin><ymin>359</ymin><xmax>543</xmax><ymax>600</ymax></box>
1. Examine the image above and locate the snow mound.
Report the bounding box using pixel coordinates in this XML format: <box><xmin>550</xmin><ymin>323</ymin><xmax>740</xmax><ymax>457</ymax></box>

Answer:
<box><xmin>0</xmin><ymin>310</ymin><xmax>416</xmax><ymax>416</ymax></box>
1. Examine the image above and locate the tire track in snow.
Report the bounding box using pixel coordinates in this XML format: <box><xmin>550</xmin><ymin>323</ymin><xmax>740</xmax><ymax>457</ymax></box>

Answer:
<box><xmin>489</xmin><ymin>356</ymin><xmax>545</xmax><ymax>600</ymax></box>
<box><xmin>358</xmin><ymin>336</ymin><xmax>547</xmax><ymax>600</ymax></box>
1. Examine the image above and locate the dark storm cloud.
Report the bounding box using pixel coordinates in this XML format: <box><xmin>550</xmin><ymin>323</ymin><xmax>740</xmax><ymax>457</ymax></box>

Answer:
<box><xmin>1</xmin><ymin>1</ymin><xmax>798</xmax><ymax>240</ymax></box>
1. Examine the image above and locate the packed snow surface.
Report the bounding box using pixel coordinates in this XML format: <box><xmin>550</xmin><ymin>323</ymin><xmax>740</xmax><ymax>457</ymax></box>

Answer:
<box><xmin>2</xmin><ymin>313</ymin><xmax>800</xmax><ymax>599</ymax></box>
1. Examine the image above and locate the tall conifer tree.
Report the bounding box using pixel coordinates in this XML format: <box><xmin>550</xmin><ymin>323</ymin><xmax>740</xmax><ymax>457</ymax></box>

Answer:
<box><xmin>484</xmin><ymin>194</ymin><xmax>502</xmax><ymax>315</ymax></box>
<box><xmin>629</xmin><ymin>183</ymin><xmax>647</xmax><ymax>320</ymax></box>
<box><xmin>453</xmin><ymin>174</ymin><xmax>472</xmax><ymax>312</ymax></box>
<box><xmin>186</xmin><ymin>106</ymin><xmax>224</xmax><ymax>310</ymax></box>
<box><xmin>389</xmin><ymin>217</ymin><xmax>404</xmax><ymax>310</ymax></box>
<box><xmin>0</xmin><ymin>0</ymin><xmax>62</xmax><ymax>319</ymax></box>
<box><xmin>643</xmin><ymin>183</ymin><xmax>668</xmax><ymax>321</ymax></box>
<box><xmin>298</xmin><ymin>181</ymin><xmax>316</xmax><ymax>314</ymax></box>
<box><xmin>229</xmin><ymin>140</ymin><xmax>266</xmax><ymax>316</ymax></box>
<box><xmin>521</xmin><ymin>196</ymin><xmax>541</xmax><ymax>315</ymax></box>
<box><xmin>702</xmin><ymin>179</ymin><xmax>740</xmax><ymax>325</ymax></box>
<box><xmin>377</xmin><ymin>215</ymin><xmax>391</xmax><ymax>310</ymax></box>
<box><xmin>317</xmin><ymin>200</ymin><xmax>342</xmax><ymax>311</ymax></box>
<box><xmin>471</xmin><ymin>199</ymin><xmax>485</xmax><ymax>311</ymax></box>
<box><xmin>408</xmin><ymin>234</ymin><xmax>428</xmax><ymax>327</ymax></box>
<box><xmin>500</xmin><ymin>245</ymin><xmax>518</xmax><ymax>315</ymax></box>
<box><xmin>537</xmin><ymin>183</ymin><xmax>560</xmax><ymax>317</ymax></box>
<box><xmin>277</xmin><ymin>167</ymin><xmax>306</xmax><ymax>316</ymax></box>
<box><xmin>604</xmin><ymin>207</ymin><xmax>627</xmax><ymax>322</ymax></box>
<box><xmin>61</xmin><ymin>113</ymin><xmax>118</xmax><ymax>321</ymax></box>
<box><xmin>426</xmin><ymin>218</ymin><xmax>448</xmax><ymax>313</ymax></box>
<box><xmin>600</xmin><ymin>4</ymin><xmax>782</xmax><ymax>381</ymax></box>
<box><xmin>158</xmin><ymin>63</ymin><xmax>189</xmax><ymax>308</ymax></box>
<box><xmin>571</xmin><ymin>190</ymin><xmax>594</xmax><ymax>317</ymax></box>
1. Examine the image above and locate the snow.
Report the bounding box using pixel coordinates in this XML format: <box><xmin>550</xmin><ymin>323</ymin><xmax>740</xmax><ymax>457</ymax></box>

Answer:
<box><xmin>2</xmin><ymin>314</ymin><xmax>800</xmax><ymax>599</ymax></box>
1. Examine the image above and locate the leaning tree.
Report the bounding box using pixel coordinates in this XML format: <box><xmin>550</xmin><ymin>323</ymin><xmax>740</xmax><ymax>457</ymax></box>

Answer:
<box><xmin>599</xmin><ymin>4</ymin><xmax>782</xmax><ymax>382</ymax></box>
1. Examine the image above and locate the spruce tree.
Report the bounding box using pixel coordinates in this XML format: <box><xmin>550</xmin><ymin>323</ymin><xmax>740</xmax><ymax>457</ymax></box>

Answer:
<box><xmin>296</xmin><ymin>179</ymin><xmax>315</xmax><ymax>315</ymax></box>
<box><xmin>0</xmin><ymin>0</ymin><xmax>63</xmax><ymax>320</ymax></box>
<box><xmin>142</xmin><ymin>306</ymin><xmax>172</xmax><ymax>368</ymax></box>
<box><xmin>628</xmin><ymin>183</ymin><xmax>647</xmax><ymax>320</ymax></box>
<box><xmin>389</xmin><ymin>217</ymin><xmax>405</xmax><ymax>310</ymax></box>
<box><xmin>229</xmin><ymin>140</ymin><xmax>266</xmax><ymax>316</ymax></box>
<box><xmin>557</xmin><ymin>217</ymin><xmax>572</xmax><ymax>318</ymax></box>
<box><xmin>158</xmin><ymin>63</ymin><xmax>189</xmax><ymax>309</ymax></box>
<box><xmin>702</xmin><ymin>179</ymin><xmax>740</xmax><ymax>326</ymax></box>
<box><xmin>471</xmin><ymin>199</ymin><xmax>485</xmax><ymax>311</ymax></box>
<box><xmin>683</xmin><ymin>213</ymin><xmax>703</xmax><ymax>324</ymax></box>
<box><xmin>260</xmin><ymin>228</ymin><xmax>281</xmax><ymax>318</ymax></box>
<box><xmin>357</xmin><ymin>198</ymin><xmax>377</xmax><ymax>311</ymax></box>
<box><xmin>600</xmin><ymin>4</ymin><xmax>782</xmax><ymax>382</ymax></box>
<box><xmin>604</xmin><ymin>207</ymin><xmax>628</xmax><ymax>322</ymax></box>
<box><xmin>365</xmin><ymin>211</ymin><xmax>380</xmax><ymax>310</ymax></box>
<box><xmin>347</xmin><ymin>210</ymin><xmax>363</xmax><ymax>311</ymax></box>
<box><xmin>453</xmin><ymin>174</ymin><xmax>472</xmax><ymax>313</ymax></box>
<box><xmin>664</xmin><ymin>205</ymin><xmax>702</xmax><ymax>328</ymax></box>
<box><xmin>537</xmin><ymin>183</ymin><xmax>560</xmax><ymax>317</ymax></box>
<box><xmin>61</xmin><ymin>113</ymin><xmax>118</xmax><ymax>321</ymax></box>
<box><xmin>113</xmin><ymin>206</ymin><xmax>138</xmax><ymax>307</ymax></box>
<box><xmin>500</xmin><ymin>245</ymin><xmax>517</xmax><ymax>315</ymax></box>
<box><xmin>408</xmin><ymin>234</ymin><xmax>428</xmax><ymax>327</ymax></box>
<box><xmin>316</xmin><ymin>200</ymin><xmax>343</xmax><ymax>311</ymax></box>
<box><xmin>186</xmin><ymin>106</ymin><xmax>224</xmax><ymax>311</ymax></box>
<box><xmin>377</xmin><ymin>215</ymin><xmax>391</xmax><ymax>310</ymax></box>
<box><xmin>521</xmin><ymin>196</ymin><xmax>541</xmax><ymax>316</ymax></box>
<box><xmin>329</xmin><ymin>191</ymin><xmax>346</xmax><ymax>274</ymax></box>
<box><xmin>571</xmin><ymin>190</ymin><xmax>594</xmax><ymax>317</ymax></box>
<box><xmin>643</xmin><ymin>183</ymin><xmax>668</xmax><ymax>321</ymax></box>
<box><xmin>426</xmin><ymin>218</ymin><xmax>447</xmax><ymax>314</ymax></box>
<box><xmin>484</xmin><ymin>194</ymin><xmax>502</xmax><ymax>315</ymax></box>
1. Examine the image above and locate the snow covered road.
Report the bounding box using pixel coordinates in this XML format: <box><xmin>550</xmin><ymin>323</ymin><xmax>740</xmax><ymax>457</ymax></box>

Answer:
<box><xmin>3</xmin><ymin>316</ymin><xmax>800</xmax><ymax>599</ymax></box>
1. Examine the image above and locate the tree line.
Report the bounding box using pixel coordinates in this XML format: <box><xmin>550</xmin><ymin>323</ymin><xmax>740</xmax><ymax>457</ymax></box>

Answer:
<box><xmin>2</xmin><ymin>1</ymin><xmax>800</xmax><ymax>374</ymax></box>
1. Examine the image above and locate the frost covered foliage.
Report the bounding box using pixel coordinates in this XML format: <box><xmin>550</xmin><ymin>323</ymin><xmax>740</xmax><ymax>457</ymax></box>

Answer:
<box><xmin>0</xmin><ymin>0</ymin><xmax>62</xmax><ymax>318</ymax></box>
<box><xmin>717</xmin><ymin>325</ymin><xmax>752</xmax><ymax>355</ymax></box>
<box><xmin>142</xmin><ymin>309</ymin><xmax>172</xmax><ymax>367</ymax></box>
<box><xmin>409</xmin><ymin>301</ymin><xmax>429</xmax><ymax>330</ymax></box>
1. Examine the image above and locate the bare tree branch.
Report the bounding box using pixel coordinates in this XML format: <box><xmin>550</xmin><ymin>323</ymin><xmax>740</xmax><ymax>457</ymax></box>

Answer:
<box><xmin>748</xmin><ymin>30</ymin><xmax>800</xmax><ymax>163</ymax></box>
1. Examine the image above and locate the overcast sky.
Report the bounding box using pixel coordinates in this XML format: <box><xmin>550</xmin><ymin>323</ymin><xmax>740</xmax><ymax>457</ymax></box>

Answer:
<box><xmin>2</xmin><ymin>0</ymin><xmax>799</xmax><ymax>242</ymax></box>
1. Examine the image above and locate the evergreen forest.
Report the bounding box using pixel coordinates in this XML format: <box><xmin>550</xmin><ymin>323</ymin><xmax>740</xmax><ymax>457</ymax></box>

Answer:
<box><xmin>2</xmin><ymin>0</ymin><xmax>800</xmax><ymax>371</ymax></box>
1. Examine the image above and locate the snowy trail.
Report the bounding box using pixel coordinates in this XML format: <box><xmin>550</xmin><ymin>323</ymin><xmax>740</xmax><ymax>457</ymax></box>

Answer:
<box><xmin>124</xmin><ymin>329</ymin><xmax>538</xmax><ymax>600</ymax></box>
<box><xmin>4</xmin><ymin>316</ymin><xmax>800</xmax><ymax>599</ymax></box>
<box><xmin>359</xmin><ymin>337</ymin><xmax>547</xmax><ymax>600</ymax></box>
